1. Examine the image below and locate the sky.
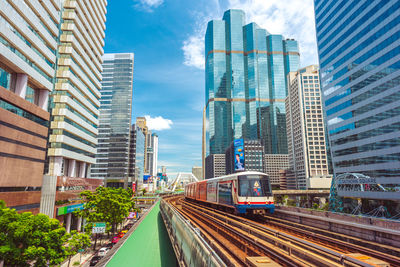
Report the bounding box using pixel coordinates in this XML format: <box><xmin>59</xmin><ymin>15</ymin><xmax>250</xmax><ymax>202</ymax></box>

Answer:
<box><xmin>104</xmin><ymin>0</ymin><xmax>319</xmax><ymax>177</ymax></box>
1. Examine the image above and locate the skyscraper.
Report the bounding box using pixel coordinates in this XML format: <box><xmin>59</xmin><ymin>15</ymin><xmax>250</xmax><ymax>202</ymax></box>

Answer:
<box><xmin>40</xmin><ymin>0</ymin><xmax>108</xmax><ymax>221</ymax></box>
<box><xmin>0</xmin><ymin>0</ymin><xmax>59</xmax><ymax>213</ymax></box>
<box><xmin>314</xmin><ymin>1</ymin><xmax>400</xmax><ymax>182</ymax></box>
<box><xmin>205</xmin><ymin>9</ymin><xmax>299</xmax><ymax>157</ymax></box>
<box><xmin>128</xmin><ymin>124</ymin><xmax>145</xmax><ymax>188</ymax></box>
<box><xmin>91</xmin><ymin>53</ymin><xmax>134</xmax><ymax>186</ymax></box>
<box><xmin>286</xmin><ymin>65</ymin><xmax>331</xmax><ymax>189</ymax></box>
<box><xmin>146</xmin><ymin>132</ymin><xmax>158</xmax><ymax>177</ymax></box>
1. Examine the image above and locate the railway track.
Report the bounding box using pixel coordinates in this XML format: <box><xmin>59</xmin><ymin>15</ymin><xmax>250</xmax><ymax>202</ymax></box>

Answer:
<box><xmin>166</xmin><ymin>196</ymin><xmax>395</xmax><ymax>267</ymax></box>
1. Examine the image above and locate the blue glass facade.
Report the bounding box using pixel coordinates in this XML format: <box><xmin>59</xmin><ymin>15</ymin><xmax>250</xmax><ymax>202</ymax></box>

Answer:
<box><xmin>315</xmin><ymin>0</ymin><xmax>400</xmax><ymax>178</ymax></box>
<box><xmin>205</xmin><ymin>9</ymin><xmax>299</xmax><ymax>155</ymax></box>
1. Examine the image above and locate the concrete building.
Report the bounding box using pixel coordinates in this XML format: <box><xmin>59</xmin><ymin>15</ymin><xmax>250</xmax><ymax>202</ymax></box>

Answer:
<box><xmin>40</xmin><ymin>0</ymin><xmax>108</xmax><ymax>229</ymax></box>
<box><xmin>0</xmin><ymin>0</ymin><xmax>59</xmax><ymax>213</ymax></box>
<box><xmin>91</xmin><ymin>53</ymin><xmax>134</xmax><ymax>186</ymax></box>
<box><xmin>205</xmin><ymin>154</ymin><xmax>226</xmax><ymax>179</ymax></box>
<box><xmin>264</xmin><ymin>154</ymin><xmax>289</xmax><ymax>187</ymax></box>
<box><xmin>286</xmin><ymin>65</ymin><xmax>331</xmax><ymax>189</ymax></box>
<box><xmin>205</xmin><ymin>9</ymin><xmax>300</xmax><ymax>156</ymax></box>
<box><xmin>136</xmin><ymin>117</ymin><xmax>149</xmax><ymax>174</ymax></box>
<box><xmin>128</xmin><ymin>124</ymin><xmax>145</xmax><ymax>188</ymax></box>
<box><xmin>225</xmin><ymin>139</ymin><xmax>264</xmax><ymax>174</ymax></box>
<box><xmin>146</xmin><ymin>132</ymin><xmax>158</xmax><ymax>177</ymax></box>
<box><xmin>192</xmin><ymin>166</ymin><xmax>203</xmax><ymax>180</ymax></box>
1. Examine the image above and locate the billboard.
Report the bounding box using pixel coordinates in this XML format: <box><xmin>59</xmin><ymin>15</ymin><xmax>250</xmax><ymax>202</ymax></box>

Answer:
<box><xmin>143</xmin><ymin>175</ymin><xmax>151</xmax><ymax>182</ymax></box>
<box><xmin>234</xmin><ymin>139</ymin><xmax>245</xmax><ymax>171</ymax></box>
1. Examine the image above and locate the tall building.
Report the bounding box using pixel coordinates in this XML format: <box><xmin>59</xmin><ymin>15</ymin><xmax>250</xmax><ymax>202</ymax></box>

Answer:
<box><xmin>146</xmin><ymin>132</ymin><xmax>158</xmax><ymax>177</ymax></box>
<box><xmin>41</xmin><ymin>0</ymin><xmax>108</xmax><ymax>223</ymax></box>
<box><xmin>225</xmin><ymin>139</ymin><xmax>264</xmax><ymax>174</ymax></box>
<box><xmin>314</xmin><ymin>1</ymin><xmax>400</xmax><ymax>189</ymax></box>
<box><xmin>286</xmin><ymin>65</ymin><xmax>331</xmax><ymax>189</ymax></box>
<box><xmin>0</xmin><ymin>0</ymin><xmax>59</xmax><ymax>213</ymax></box>
<box><xmin>205</xmin><ymin>154</ymin><xmax>226</xmax><ymax>179</ymax></box>
<box><xmin>205</xmin><ymin>9</ymin><xmax>299</xmax><ymax>157</ymax></box>
<box><xmin>192</xmin><ymin>166</ymin><xmax>203</xmax><ymax>180</ymax></box>
<box><xmin>128</xmin><ymin>124</ymin><xmax>145</xmax><ymax>188</ymax></box>
<box><xmin>264</xmin><ymin>154</ymin><xmax>289</xmax><ymax>187</ymax></box>
<box><xmin>91</xmin><ymin>53</ymin><xmax>134</xmax><ymax>186</ymax></box>
<box><xmin>136</xmin><ymin>116</ymin><xmax>149</xmax><ymax>174</ymax></box>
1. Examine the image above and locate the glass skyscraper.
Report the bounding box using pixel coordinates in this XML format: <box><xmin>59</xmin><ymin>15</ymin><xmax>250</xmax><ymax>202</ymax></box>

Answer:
<box><xmin>91</xmin><ymin>53</ymin><xmax>134</xmax><ymax>185</ymax></box>
<box><xmin>314</xmin><ymin>1</ymin><xmax>400</xmax><ymax>180</ymax></box>
<box><xmin>205</xmin><ymin>9</ymin><xmax>299</xmax><ymax>156</ymax></box>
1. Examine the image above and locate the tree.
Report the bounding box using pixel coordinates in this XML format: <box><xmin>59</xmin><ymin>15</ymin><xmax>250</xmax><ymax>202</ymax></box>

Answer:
<box><xmin>0</xmin><ymin>205</ymin><xmax>68</xmax><ymax>266</ymax></box>
<box><xmin>65</xmin><ymin>231</ymin><xmax>91</xmax><ymax>267</ymax></box>
<box><xmin>77</xmin><ymin>187</ymin><xmax>137</xmax><ymax>235</ymax></box>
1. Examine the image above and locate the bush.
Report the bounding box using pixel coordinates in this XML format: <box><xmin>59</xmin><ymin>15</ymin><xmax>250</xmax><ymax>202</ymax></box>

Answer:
<box><xmin>73</xmin><ymin>261</ymin><xmax>80</xmax><ymax>266</ymax></box>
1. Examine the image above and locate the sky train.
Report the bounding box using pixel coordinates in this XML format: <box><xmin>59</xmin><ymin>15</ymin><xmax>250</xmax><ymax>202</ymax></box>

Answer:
<box><xmin>185</xmin><ymin>171</ymin><xmax>274</xmax><ymax>214</ymax></box>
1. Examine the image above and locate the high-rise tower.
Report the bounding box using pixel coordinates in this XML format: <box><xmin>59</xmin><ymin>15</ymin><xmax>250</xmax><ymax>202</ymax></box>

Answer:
<box><xmin>205</xmin><ymin>9</ymin><xmax>299</xmax><ymax>157</ymax></box>
<box><xmin>91</xmin><ymin>53</ymin><xmax>134</xmax><ymax>186</ymax></box>
<box><xmin>314</xmin><ymin>1</ymin><xmax>400</xmax><ymax>182</ymax></box>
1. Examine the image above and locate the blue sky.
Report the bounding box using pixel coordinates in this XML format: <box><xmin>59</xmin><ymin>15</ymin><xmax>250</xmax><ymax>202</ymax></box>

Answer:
<box><xmin>104</xmin><ymin>0</ymin><xmax>318</xmax><ymax>177</ymax></box>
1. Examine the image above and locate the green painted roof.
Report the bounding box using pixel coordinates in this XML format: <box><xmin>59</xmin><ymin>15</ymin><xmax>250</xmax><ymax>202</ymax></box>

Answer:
<box><xmin>107</xmin><ymin>201</ymin><xmax>178</xmax><ymax>267</ymax></box>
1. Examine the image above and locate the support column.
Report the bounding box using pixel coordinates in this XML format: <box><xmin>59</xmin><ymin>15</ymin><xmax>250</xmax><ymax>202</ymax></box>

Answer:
<box><xmin>66</xmin><ymin>213</ymin><xmax>72</xmax><ymax>233</ymax></box>
<box><xmin>77</xmin><ymin>216</ymin><xmax>82</xmax><ymax>232</ymax></box>
<box><xmin>52</xmin><ymin>156</ymin><xmax>63</xmax><ymax>176</ymax></box>
<box><xmin>38</xmin><ymin>89</ymin><xmax>49</xmax><ymax>110</ymax></box>
<box><xmin>68</xmin><ymin>160</ymin><xmax>76</xmax><ymax>177</ymax></box>
<box><xmin>79</xmin><ymin>162</ymin><xmax>86</xmax><ymax>178</ymax></box>
<box><xmin>13</xmin><ymin>73</ymin><xmax>28</xmax><ymax>98</ymax></box>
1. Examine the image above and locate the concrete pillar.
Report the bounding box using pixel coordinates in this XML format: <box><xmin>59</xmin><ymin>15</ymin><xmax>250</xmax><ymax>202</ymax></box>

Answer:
<box><xmin>38</xmin><ymin>89</ymin><xmax>49</xmax><ymax>110</ymax></box>
<box><xmin>53</xmin><ymin>156</ymin><xmax>63</xmax><ymax>176</ymax></box>
<box><xmin>319</xmin><ymin>197</ymin><xmax>326</xmax><ymax>207</ymax></box>
<box><xmin>13</xmin><ymin>73</ymin><xmax>28</xmax><ymax>99</ymax></box>
<box><xmin>77</xmin><ymin>216</ymin><xmax>82</xmax><ymax>232</ymax></box>
<box><xmin>66</xmin><ymin>213</ymin><xmax>72</xmax><ymax>233</ymax></box>
<box><xmin>68</xmin><ymin>159</ymin><xmax>76</xmax><ymax>177</ymax></box>
<box><xmin>79</xmin><ymin>162</ymin><xmax>86</xmax><ymax>178</ymax></box>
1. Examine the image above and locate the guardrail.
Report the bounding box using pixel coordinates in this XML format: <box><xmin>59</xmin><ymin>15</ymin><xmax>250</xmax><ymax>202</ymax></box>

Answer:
<box><xmin>160</xmin><ymin>198</ymin><xmax>226</xmax><ymax>267</ymax></box>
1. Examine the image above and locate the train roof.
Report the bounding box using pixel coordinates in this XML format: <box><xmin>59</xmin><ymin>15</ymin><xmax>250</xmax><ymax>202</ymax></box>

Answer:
<box><xmin>186</xmin><ymin>171</ymin><xmax>269</xmax><ymax>186</ymax></box>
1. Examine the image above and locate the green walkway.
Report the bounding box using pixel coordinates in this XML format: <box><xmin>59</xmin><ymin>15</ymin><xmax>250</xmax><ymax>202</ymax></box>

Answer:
<box><xmin>107</xmin><ymin>201</ymin><xmax>178</xmax><ymax>267</ymax></box>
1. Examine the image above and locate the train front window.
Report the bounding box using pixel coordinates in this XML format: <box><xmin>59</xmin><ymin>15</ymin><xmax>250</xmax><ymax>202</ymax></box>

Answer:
<box><xmin>238</xmin><ymin>175</ymin><xmax>271</xmax><ymax>197</ymax></box>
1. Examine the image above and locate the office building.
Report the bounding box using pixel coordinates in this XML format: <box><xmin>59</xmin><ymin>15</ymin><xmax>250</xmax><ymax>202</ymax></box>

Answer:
<box><xmin>264</xmin><ymin>154</ymin><xmax>289</xmax><ymax>187</ymax></box>
<box><xmin>205</xmin><ymin>154</ymin><xmax>226</xmax><ymax>179</ymax></box>
<box><xmin>136</xmin><ymin>117</ymin><xmax>150</xmax><ymax>174</ymax></box>
<box><xmin>286</xmin><ymin>65</ymin><xmax>331</xmax><ymax>189</ymax></box>
<box><xmin>146</xmin><ymin>132</ymin><xmax>158</xmax><ymax>177</ymax></box>
<box><xmin>0</xmin><ymin>1</ymin><xmax>59</xmax><ymax>213</ymax></box>
<box><xmin>91</xmin><ymin>53</ymin><xmax>134</xmax><ymax>186</ymax></box>
<box><xmin>192</xmin><ymin>166</ymin><xmax>203</xmax><ymax>180</ymax></box>
<box><xmin>315</xmin><ymin>1</ymin><xmax>400</xmax><ymax>199</ymax></box>
<box><xmin>225</xmin><ymin>139</ymin><xmax>264</xmax><ymax>174</ymax></box>
<box><xmin>128</xmin><ymin>124</ymin><xmax>145</xmax><ymax>188</ymax></box>
<box><xmin>205</xmin><ymin>9</ymin><xmax>299</xmax><ymax>157</ymax></box>
<box><xmin>40</xmin><ymin>0</ymin><xmax>108</xmax><ymax>225</ymax></box>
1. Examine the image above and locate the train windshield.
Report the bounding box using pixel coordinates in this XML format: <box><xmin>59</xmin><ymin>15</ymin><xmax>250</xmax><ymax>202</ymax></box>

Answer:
<box><xmin>238</xmin><ymin>175</ymin><xmax>271</xmax><ymax>197</ymax></box>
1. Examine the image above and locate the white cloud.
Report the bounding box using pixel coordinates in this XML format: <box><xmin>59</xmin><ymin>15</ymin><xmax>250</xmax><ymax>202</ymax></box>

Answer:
<box><xmin>144</xmin><ymin>115</ymin><xmax>173</xmax><ymax>130</ymax></box>
<box><xmin>182</xmin><ymin>0</ymin><xmax>318</xmax><ymax>69</ymax></box>
<box><xmin>133</xmin><ymin>0</ymin><xmax>163</xmax><ymax>12</ymax></box>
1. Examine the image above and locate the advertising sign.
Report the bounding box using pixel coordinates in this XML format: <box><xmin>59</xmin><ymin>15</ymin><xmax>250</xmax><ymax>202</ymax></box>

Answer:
<box><xmin>143</xmin><ymin>175</ymin><xmax>151</xmax><ymax>182</ymax></box>
<box><xmin>127</xmin><ymin>212</ymin><xmax>138</xmax><ymax>219</ymax></box>
<box><xmin>57</xmin><ymin>203</ymin><xmax>84</xmax><ymax>216</ymax></box>
<box><xmin>92</xmin><ymin>222</ymin><xmax>106</xmax><ymax>234</ymax></box>
<box><xmin>132</xmin><ymin>182</ymin><xmax>136</xmax><ymax>193</ymax></box>
<box><xmin>234</xmin><ymin>139</ymin><xmax>245</xmax><ymax>171</ymax></box>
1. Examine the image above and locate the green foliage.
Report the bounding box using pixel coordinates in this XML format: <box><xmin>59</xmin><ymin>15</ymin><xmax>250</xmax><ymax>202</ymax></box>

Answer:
<box><xmin>0</xmin><ymin>206</ymin><xmax>68</xmax><ymax>266</ymax></box>
<box><xmin>313</xmin><ymin>203</ymin><xmax>319</xmax><ymax>209</ymax></box>
<box><xmin>287</xmin><ymin>199</ymin><xmax>296</xmax><ymax>207</ymax></box>
<box><xmin>65</xmin><ymin>231</ymin><xmax>91</xmax><ymax>256</ymax></box>
<box><xmin>73</xmin><ymin>261</ymin><xmax>80</xmax><ymax>266</ymax></box>
<box><xmin>76</xmin><ymin>187</ymin><xmax>137</xmax><ymax>234</ymax></box>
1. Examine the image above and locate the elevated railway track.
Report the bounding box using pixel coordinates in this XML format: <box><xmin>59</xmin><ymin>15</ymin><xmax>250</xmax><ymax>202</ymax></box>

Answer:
<box><xmin>165</xmin><ymin>195</ymin><xmax>396</xmax><ymax>267</ymax></box>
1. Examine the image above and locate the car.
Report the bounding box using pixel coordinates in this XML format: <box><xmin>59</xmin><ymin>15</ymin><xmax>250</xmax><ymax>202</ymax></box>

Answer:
<box><xmin>117</xmin><ymin>232</ymin><xmax>125</xmax><ymax>238</ymax></box>
<box><xmin>112</xmin><ymin>236</ymin><xmax>120</xmax><ymax>244</ymax></box>
<box><xmin>98</xmin><ymin>247</ymin><xmax>109</xmax><ymax>256</ymax></box>
<box><xmin>121</xmin><ymin>230</ymin><xmax>128</xmax><ymax>234</ymax></box>
<box><xmin>105</xmin><ymin>242</ymin><xmax>113</xmax><ymax>249</ymax></box>
<box><xmin>90</xmin><ymin>256</ymin><xmax>103</xmax><ymax>266</ymax></box>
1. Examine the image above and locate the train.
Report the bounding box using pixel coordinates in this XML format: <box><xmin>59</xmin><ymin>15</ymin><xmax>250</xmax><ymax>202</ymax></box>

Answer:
<box><xmin>185</xmin><ymin>171</ymin><xmax>274</xmax><ymax>214</ymax></box>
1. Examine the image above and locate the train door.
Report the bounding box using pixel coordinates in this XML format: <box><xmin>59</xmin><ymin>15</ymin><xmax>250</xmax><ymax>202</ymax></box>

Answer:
<box><xmin>218</xmin><ymin>180</ymin><xmax>233</xmax><ymax>205</ymax></box>
<box><xmin>207</xmin><ymin>182</ymin><xmax>217</xmax><ymax>203</ymax></box>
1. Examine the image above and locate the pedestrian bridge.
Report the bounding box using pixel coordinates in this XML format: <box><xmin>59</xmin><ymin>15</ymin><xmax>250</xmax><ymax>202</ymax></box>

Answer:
<box><xmin>98</xmin><ymin>201</ymin><xmax>177</xmax><ymax>266</ymax></box>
